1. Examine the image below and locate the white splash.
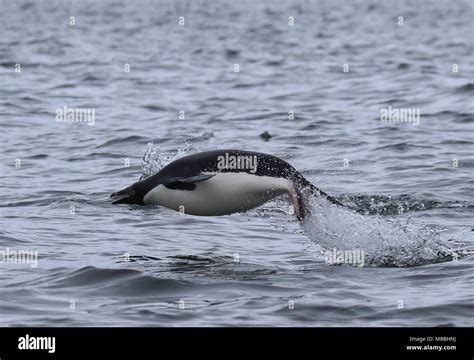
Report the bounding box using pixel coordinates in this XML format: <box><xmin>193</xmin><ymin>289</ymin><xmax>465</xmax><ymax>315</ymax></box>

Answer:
<box><xmin>140</xmin><ymin>141</ymin><xmax>190</xmax><ymax>179</ymax></box>
<box><xmin>301</xmin><ymin>195</ymin><xmax>464</xmax><ymax>267</ymax></box>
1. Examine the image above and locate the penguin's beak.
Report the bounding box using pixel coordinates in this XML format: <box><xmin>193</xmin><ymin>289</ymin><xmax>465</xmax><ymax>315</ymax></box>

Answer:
<box><xmin>110</xmin><ymin>188</ymin><xmax>132</xmax><ymax>204</ymax></box>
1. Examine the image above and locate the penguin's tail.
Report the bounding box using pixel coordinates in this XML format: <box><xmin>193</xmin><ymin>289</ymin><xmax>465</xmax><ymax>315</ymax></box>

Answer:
<box><xmin>290</xmin><ymin>171</ymin><xmax>350</xmax><ymax>221</ymax></box>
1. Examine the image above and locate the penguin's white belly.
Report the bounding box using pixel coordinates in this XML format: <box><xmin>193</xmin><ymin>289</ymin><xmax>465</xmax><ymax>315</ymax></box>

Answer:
<box><xmin>143</xmin><ymin>172</ymin><xmax>293</xmax><ymax>216</ymax></box>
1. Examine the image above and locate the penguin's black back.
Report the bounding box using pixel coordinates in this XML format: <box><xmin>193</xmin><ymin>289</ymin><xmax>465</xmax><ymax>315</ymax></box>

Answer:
<box><xmin>145</xmin><ymin>149</ymin><xmax>298</xmax><ymax>186</ymax></box>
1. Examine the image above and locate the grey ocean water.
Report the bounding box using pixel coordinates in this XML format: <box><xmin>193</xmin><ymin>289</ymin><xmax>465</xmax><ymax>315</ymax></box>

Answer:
<box><xmin>0</xmin><ymin>0</ymin><xmax>473</xmax><ymax>326</ymax></box>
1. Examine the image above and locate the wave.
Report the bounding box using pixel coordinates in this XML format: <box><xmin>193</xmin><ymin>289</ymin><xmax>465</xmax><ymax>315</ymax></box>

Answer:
<box><xmin>96</xmin><ymin>135</ymin><xmax>147</xmax><ymax>149</ymax></box>
<box><xmin>45</xmin><ymin>266</ymin><xmax>188</xmax><ymax>296</ymax></box>
<box><xmin>338</xmin><ymin>194</ymin><xmax>470</xmax><ymax>215</ymax></box>
<box><xmin>454</xmin><ymin>83</ymin><xmax>474</xmax><ymax>93</ymax></box>
<box><xmin>423</xmin><ymin>111</ymin><xmax>473</xmax><ymax>123</ymax></box>
<box><xmin>121</xmin><ymin>254</ymin><xmax>279</xmax><ymax>278</ymax></box>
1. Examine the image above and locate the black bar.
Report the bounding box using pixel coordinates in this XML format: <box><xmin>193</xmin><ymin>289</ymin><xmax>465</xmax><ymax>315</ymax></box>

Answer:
<box><xmin>0</xmin><ymin>327</ymin><xmax>472</xmax><ymax>359</ymax></box>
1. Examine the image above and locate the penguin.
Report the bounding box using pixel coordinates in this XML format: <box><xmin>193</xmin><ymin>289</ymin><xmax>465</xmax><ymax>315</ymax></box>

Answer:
<box><xmin>110</xmin><ymin>149</ymin><xmax>343</xmax><ymax>220</ymax></box>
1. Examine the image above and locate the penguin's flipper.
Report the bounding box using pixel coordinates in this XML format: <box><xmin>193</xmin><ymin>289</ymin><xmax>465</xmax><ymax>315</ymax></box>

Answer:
<box><xmin>164</xmin><ymin>173</ymin><xmax>215</xmax><ymax>190</ymax></box>
<box><xmin>179</xmin><ymin>174</ymin><xmax>215</xmax><ymax>183</ymax></box>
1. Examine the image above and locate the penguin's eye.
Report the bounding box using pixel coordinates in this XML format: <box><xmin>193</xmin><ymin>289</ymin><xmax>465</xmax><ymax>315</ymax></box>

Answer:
<box><xmin>129</xmin><ymin>188</ymin><xmax>135</xmax><ymax>196</ymax></box>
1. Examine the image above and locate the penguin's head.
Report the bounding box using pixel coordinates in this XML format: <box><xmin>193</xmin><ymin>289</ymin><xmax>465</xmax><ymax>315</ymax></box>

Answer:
<box><xmin>110</xmin><ymin>181</ymin><xmax>148</xmax><ymax>205</ymax></box>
